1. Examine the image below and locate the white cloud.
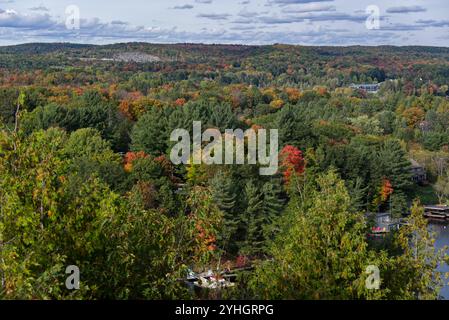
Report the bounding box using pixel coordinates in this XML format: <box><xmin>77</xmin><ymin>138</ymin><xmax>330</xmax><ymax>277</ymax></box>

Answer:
<box><xmin>0</xmin><ymin>9</ymin><xmax>55</xmax><ymax>28</ymax></box>
<box><xmin>282</xmin><ymin>3</ymin><xmax>336</xmax><ymax>13</ymax></box>
<box><xmin>386</xmin><ymin>6</ymin><xmax>427</xmax><ymax>14</ymax></box>
<box><xmin>29</xmin><ymin>5</ymin><xmax>49</xmax><ymax>12</ymax></box>
<box><xmin>0</xmin><ymin>0</ymin><xmax>447</xmax><ymax>47</ymax></box>
<box><xmin>267</xmin><ymin>0</ymin><xmax>334</xmax><ymax>6</ymax></box>
<box><xmin>197</xmin><ymin>13</ymin><xmax>231</xmax><ymax>20</ymax></box>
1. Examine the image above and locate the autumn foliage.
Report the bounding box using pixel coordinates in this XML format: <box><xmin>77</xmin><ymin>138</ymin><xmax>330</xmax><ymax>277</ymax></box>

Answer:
<box><xmin>123</xmin><ymin>151</ymin><xmax>149</xmax><ymax>172</ymax></box>
<box><xmin>174</xmin><ymin>98</ymin><xmax>186</xmax><ymax>107</ymax></box>
<box><xmin>285</xmin><ymin>87</ymin><xmax>301</xmax><ymax>104</ymax></box>
<box><xmin>280</xmin><ymin>145</ymin><xmax>305</xmax><ymax>183</ymax></box>
<box><xmin>195</xmin><ymin>221</ymin><xmax>217</xmax><ymax>252</ymax></box>
<box><xmin>119</xmin><ymin>92</ymin><xmax>166</xmax><ymax>121</ymax></box>
<box><xmin>380</xmin><ymin>178</ymin><xmax>394</xmax><ymax>202</ymax></box>
<box><xmin>402</xmin><ymin>107</ymin><xmax>425</xmax><ymax>128</ymax></box>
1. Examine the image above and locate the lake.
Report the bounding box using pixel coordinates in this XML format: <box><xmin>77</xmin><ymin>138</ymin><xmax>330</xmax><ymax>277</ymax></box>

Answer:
<box><xmin>429</xmin><ymin>221</ymin><xmax>449</xmax><ymax>300</ymax></box>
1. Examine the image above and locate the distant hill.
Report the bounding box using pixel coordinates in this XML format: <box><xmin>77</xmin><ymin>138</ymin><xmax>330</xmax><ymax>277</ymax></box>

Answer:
<box><xmin>0</xmin><ymin>42</ymin><xmax>448</xmax><ymax>87</ymax></box>
<box><xmin>0</xmin><ymin>43</ymin><xmax>96</xmax><ymax>54</ymax></box>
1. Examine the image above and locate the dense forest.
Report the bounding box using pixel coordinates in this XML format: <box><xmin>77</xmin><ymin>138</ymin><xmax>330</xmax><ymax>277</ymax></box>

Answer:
<box><xmin>1</xmin><ymin>43</ymin><xmax>449</xmax><ymax>299</ymax></box>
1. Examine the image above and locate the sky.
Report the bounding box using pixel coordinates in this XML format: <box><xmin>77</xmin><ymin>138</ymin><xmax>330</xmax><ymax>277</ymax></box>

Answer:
<box><xmin>0</xmin><ymin>0</ymin><xmax>448</xmax><ymax>46</ymax></box>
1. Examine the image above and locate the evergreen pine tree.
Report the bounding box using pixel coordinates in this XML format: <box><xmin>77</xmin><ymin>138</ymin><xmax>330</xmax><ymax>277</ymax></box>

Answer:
<box><xmin>390</xmin><ymin>191</ymin><xmax>408</xmax><ymax>218</ymax></box>
<box><xmin>261</xmin><ymin>180</ymin><xmax>285</xmax><ymax>244</ymax></box>
<box><xmin>277</xmin><ymin>105</ymin><xmax>317</xmax><ymax>149</ymax></box>
<box><xmin>347</xmin><ymin>177</ymin><xmax>368</xmax><ymax>212</ymax></box>
<box><xmin>377</xmin><ymin>139</ymin><xmax>412</xmax><ymax>191</ymax></box>
<box><xmin>130</xmin><ymin>107</ymin><xmax>168</xmax><ymax>156</ymax></box>
<box><xmin>210</xmin><ymin>171</ymin><xmax>240</xmax><ymax>253</ymax></box>
<box><xmin>210</xmin><ymin>103</ymin><xmax>239</xmax><ymax>131</ymax></box>
<box><xmin>240</xmin><ymin>180</ymin><xmax>264</xmax><ymax>256</ymax></box>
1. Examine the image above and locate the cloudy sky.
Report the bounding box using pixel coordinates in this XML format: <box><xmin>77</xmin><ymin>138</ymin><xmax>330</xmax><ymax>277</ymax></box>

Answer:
<box><xmin>0</xmin><ymin>0</ymin><xmax>448</xmax><ymax>46</ymax></box>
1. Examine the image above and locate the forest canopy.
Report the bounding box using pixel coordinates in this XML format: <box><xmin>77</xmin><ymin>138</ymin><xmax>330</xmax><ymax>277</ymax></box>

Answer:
<box><xmin>0</xmin><ymin>43</ymin><xmax>449</xmax><ymax>300</ymax></box>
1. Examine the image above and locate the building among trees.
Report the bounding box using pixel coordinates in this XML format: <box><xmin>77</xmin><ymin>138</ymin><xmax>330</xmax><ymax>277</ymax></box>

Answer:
<box><xmin>350</xmin><ymin>83</ymin><xmax>382</xmax><ymax>93</ymax></box>
<box><xmin>410</xmin><ymin>159</ymin><xmax>428</xmax><ymax>184</ymax></box>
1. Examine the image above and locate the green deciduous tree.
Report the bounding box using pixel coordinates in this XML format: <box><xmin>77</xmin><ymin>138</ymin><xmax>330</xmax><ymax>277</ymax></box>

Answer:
<box><xmin>248</xmin><ymin>170</ymin><xmax>379</xmax><ymax>299</ymax></box>
<box><xmin>246</xmin><ymin>171</ymin><xmax>447</xmax><ymax>300</ymax></box>
<box><xmin>435</xmin><ymin>174</ymin><xmax>449</xmax><ymax>205</ymax></box>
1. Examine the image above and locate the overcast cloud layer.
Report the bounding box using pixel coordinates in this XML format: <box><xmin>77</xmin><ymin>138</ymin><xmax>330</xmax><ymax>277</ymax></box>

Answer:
<box><xmin>0</xmin><ymin>0</ymin><xmax>448</xmax><ymax>46</ymax></box>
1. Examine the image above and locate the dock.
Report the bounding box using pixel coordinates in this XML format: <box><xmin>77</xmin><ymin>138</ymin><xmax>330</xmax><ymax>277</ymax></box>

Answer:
<box><xmin>424</xmin><ymin>205</ymin><xmax>449</xmax><ymax>220</ymax></box>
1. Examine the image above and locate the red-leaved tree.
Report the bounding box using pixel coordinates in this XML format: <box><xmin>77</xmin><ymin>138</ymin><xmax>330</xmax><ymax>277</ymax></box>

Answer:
<box><xmin>280</xmin><ymin>145</ymin><xmax>305</xmax><ymax>183</ymax></box>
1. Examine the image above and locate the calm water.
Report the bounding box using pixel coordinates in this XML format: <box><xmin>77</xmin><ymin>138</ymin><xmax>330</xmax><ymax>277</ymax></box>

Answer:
<box><xmin>429</xmin><ymin>221</ymin><xmax>449</xmax><ymax>300</ymax></box>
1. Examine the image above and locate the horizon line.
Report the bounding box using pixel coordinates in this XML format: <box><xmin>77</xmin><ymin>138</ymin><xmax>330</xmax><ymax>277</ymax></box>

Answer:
<box><xmin>1</xmin><ymin>41</ymin><xmax>449</xmax><ymax>49</ymax></box>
